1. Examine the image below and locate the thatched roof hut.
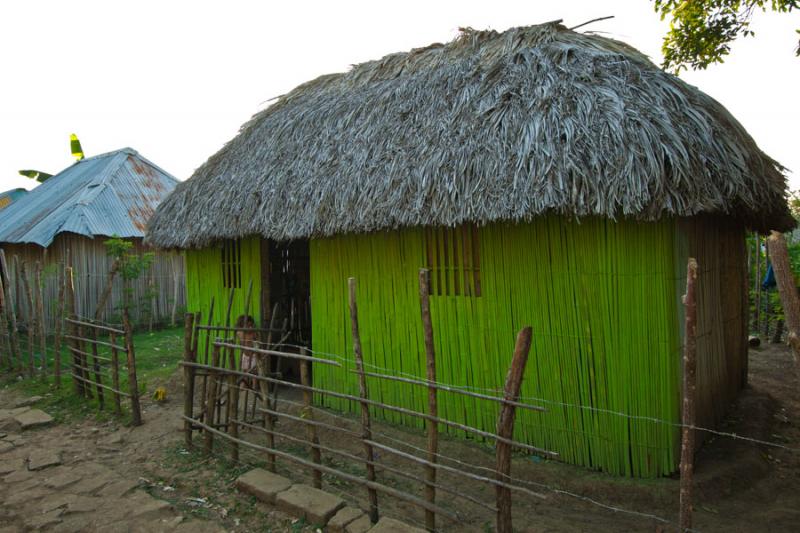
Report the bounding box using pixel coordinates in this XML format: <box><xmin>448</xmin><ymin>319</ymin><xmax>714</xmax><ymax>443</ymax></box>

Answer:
<box><xmin>147</xmin><ymin>23</ymin><xmax>793</xmax><ymax>478</ymax></box>
<box><xmin>147</xmin><ymin>22</ymin><xmax>792</xmax><ymax>248</ymax></box>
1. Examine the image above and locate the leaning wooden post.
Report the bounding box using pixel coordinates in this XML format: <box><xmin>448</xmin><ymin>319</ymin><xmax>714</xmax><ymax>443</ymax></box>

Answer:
<box><xmin>205</xmin><ymin>341</ymin><xmax>222</xmax><ymax>454</ymax></box>
<box><xmin>20</xmin><ymin>260</ymin><xmax>36</xmax><ymax>378</ymax></box>
<box><xmin>53</xmin><ymin>258</ymin><xmax>67</xmax><ymax>387</ymax></box>
<box><xmin>300</xmin><ymin>350</ymin><xmax>322</xmax><ymax>488</ymax></box>
<box><xmin>109</xmin><ymin>331</ymin><xmax>122</xmax><ymax>415</ymax></box>
<box><xmin>679</xmin><ymin>258</ymin><xmax>699</xmax><ymax>532</ymax></box>
<box><xmin>348</xmin><ymin>277</ymin><xmax>379</xmax><ymax>524</ymax></box>
<box><xmin>495</xmin><ymin>326</ymin><xmax>533</xmax><ymax>533</ymax></box>
<box><xmin>419</xmin><ymin>269</ymin><xmax>438</xmax><ymax>532</ymax></box>
<box><xmin>122</xmin><ymin>306</ymin><xmax>142</xmax><ymax>426</ymax></box>
<box><xmin>0</xmin><ymin>250</ymin><xmax>20</xmax><ymax>368</ymax></box>
<box><xmin>767</xmin><ymin>231</ymin><xmax>800</xmax><ymax>377</ymax></box>
<box><xmin>94</xmin><ymin>259</ymin><xmax>120</xmax><ymax>321</ymax></box>
<box><xmin>35</xmin><ymin>261</ymin><xmax>47</xmax><ymax>378</ymax></box>
<box><xmin>183</xmin><ymin>313</ymin><xmax>197</xmax><ymax>448</ymax></box>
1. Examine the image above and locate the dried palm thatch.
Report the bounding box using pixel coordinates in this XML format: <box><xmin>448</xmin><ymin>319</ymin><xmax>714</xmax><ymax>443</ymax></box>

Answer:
<box><xmin>147</xmin><ymin>22</ymin><xmax>793</xmax><ymax>248</ymax></box>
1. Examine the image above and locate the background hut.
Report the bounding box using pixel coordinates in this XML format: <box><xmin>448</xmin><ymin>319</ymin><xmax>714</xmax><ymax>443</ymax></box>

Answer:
<box><xmin>146</xmin><ymin>23</ymin><xmax>793</xmax><ymax>477</ymax></box>
<box><xmin>0</xmin><ymin>147</ymin><xmax>185</xmax><ymax>328</ymax></box>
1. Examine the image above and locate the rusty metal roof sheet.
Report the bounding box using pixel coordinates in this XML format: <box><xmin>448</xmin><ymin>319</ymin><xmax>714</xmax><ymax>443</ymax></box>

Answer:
<box><xmin>0</xmin><ymin>148</ymin><xmax>178</xmax><ymax>247</ymax></box>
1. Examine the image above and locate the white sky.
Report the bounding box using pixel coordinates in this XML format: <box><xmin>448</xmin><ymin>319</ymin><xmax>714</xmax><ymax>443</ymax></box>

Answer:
<box><xmin>1</xmin><ymin>1</ymin><xmax>798</xmax><ymax>194</ymax></box>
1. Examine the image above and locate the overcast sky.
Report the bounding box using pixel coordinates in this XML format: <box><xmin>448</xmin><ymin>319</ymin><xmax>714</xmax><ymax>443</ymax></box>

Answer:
<box><xmin>1</xmin><ymin>1</ymin><xmax>798</xmax><ymax>194</ymax></box>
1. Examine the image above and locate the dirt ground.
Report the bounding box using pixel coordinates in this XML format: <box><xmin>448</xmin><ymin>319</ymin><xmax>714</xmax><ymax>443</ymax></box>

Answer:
<box><xmin>1</xmin><ymin>342</ymin><xmax>799</xmax><ymax>532</ymax></box>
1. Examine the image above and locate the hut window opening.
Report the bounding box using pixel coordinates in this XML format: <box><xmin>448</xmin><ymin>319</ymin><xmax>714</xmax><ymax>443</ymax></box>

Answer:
<box><xmin>424</xmin><ymin>225</ymin><xmax>481</xmax><ymax>297</ymax></box>
<box><xmin>222</xmin><ymin>239</ymin><xmax>242</xmax><ymax>289</ymax></box>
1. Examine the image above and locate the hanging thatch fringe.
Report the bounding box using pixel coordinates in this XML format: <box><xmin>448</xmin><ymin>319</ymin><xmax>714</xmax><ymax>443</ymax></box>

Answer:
<box><xmin>147</xmin><ymin>22</ymin><xmax>792</xmax><ymax>249</ymax></box>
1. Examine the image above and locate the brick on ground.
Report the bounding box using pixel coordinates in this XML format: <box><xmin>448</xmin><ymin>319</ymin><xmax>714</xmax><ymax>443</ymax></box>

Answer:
<box><xmin>235</xmin><ymin>468</ymin><xmax>292</xmax><ymax>505</ymax></box>
<box><xmin>328</xmin><ymin>506</ymin><xmax>367</xmax><ymax>533</ymax></box>
<box><xmin>274</xmin><ymin>484</ymin><xmax>345</xmax><ymax>525</ymax></box>
<box><xmin>15</xmin><ymin>409</ymin><xmax>54</xmax><ymax>430</ymax></box>
<box><xmin>367</xmin><ymin>517</ymin><xmax>428</xmax><ymax>533</ymax></box>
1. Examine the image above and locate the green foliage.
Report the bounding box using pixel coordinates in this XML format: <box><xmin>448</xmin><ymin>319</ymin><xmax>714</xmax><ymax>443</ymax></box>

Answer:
<box><xmin>104</xmin><ymin>236</ymin><xmax>155</xmax><ymax>282</ymax></box>
<box><xmin>654</xmin><ymin>0</ymin><xmax>800</xmax><ymax>72</ymax></box>
<box><xmin>18</xmin><ymin>169</ymin><xmax>54</xmax><ymax>182</ymax></box>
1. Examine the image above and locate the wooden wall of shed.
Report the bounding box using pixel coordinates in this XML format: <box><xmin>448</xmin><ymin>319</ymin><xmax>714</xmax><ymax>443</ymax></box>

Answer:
<box><xmin>677</xmin><ymin>217</ymin><xmax>747</xmax><ymax>433</ymax></box>
<box><xmin>1</xmin><ymin>233</ymin><xmax>185</xmax><ymax>329</ymax></box>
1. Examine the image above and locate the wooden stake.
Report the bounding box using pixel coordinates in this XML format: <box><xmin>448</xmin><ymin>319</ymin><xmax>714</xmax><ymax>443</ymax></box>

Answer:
<box><xmin>122</xmin><ymin>306</ymin><xmax>142</xmax><ymax>426</ymax></box>
<box><xmin>205</xmin><ymin>341</ymin><xmax>222</xmax><ymax>454</ymax></box>
<box><xmin>348</xmin><ymin>277</ymin><xmax>379</xmax><ymax>524</ymax></box>
<box><xmin>419</xmin><ymin>269</ymin><xmax>438</xmax><ymax>532</ymax></box>
<box><xmin>495</xmin><ymin>326</ymin><xmax>533</xmax><ymax>533</ymax></box>
<box><xmin>0</xmin><ymin>274</ymin><xmax>12</xmax><ymax>370</ymax></box>
<box><xmin>184</xmin><ymin>313</ymin><xmax>196</xmax><ymax>448</ymax></box>
<box><xmin>65</xmin><ymin>266</ymin><xmax>84</xmax><ymax>396</ymax></box>
<box><xmin>110</xmin><ymin>331</ymin><xmax>122</xmax><ymax>415</ymax></box>
<box><xmin>767</xmin><ymin>231</ymin><xmax>800</xmax><ymax>377</ymax></box>
<box><xmin>228</xmin><ymin>345</ymin><xmax>240</xmax><ymax>462</ymax></box>
<box><xmin>89</xmin><ymin>328</ymin><xmax>105</xmax><ymax>408</ymax></box>
<box><xmin>53</xmin><ymin>257</ymin><xmax>67</xmax><ymax>387</ymax></box>
<box><xmin>20</xmin><ymin>260</ymin><xmax>36</xmax><ymax>378</ymax></box>
<box><xmin>255</xmin><ymin>348</ymin><xmax>275</xmax><ymax>472</ymax></box>
<box><xmin>35</xmin><ymin>261</ymin><xmax>47</xmax><ymax>377</ymax></box>
<box><xmin>300</xmin><ymin>352</ymin><xmax>322</xmax><ymax>488</ymax></box>
<box><xmin>680</xmin><ymin>258</ymin><xmax>698</xmax><ymax>532</ymax></box>
<box><xmin>94</xmin><ymin>259</ymin><xmax>120</xmax><ymax>321</ymax></box>
<box><xmin>1</xmin><ymin>250</ymin><xmax>21</xmax><ymax>370</ymax></box>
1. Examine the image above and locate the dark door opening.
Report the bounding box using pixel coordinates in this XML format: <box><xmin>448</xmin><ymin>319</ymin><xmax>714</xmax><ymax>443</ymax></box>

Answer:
<box><xmin>261</xmin><ymin>239</ymin><xmax>311</xmax><ymax>381</ymax></box>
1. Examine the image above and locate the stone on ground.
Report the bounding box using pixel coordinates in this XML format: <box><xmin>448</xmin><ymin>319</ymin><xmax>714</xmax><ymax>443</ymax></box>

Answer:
<box><xmin>14</xmin><ymin>396</ymin><xmax>43</xmax><ymax>408</ymax></box>
<box><xmin>15</xmin><ymin>409</ymin><xmax>54</xmax><ymax>430</ymax></box>
<box><xmin>275</xmin><ymin>484</ymin><xmax>345</xmax><ymax>525</ymax></box>
<box><xmin>43</xmin><ymin>468</ymin><xmax>83</xmax><ymax>490</ymax></box>
<box><xmin>328</xmin><ymin>506</ymin><xmax>367</xmax><ymax>533</ymax></box>
<box><xmin>344</xmin><ymin>513</ymin><xmax>373</xmax><ymax>533</ymax></box>
<box><xmin>0</xmin><ymin>441</ymin><xmax>13</xmax><ymax>454</ymax></box>
<box><xmin>368</xmin><ymin>517</ymin><xmax>427</xmax><ymax>533</ymax></box>
<box><xmin>236</xmin><ymin>468</ymin><xmax>292</xmax><ymax>504</ymax></box>
<box><xmin>23</xmin><ymin>509</ymin><xmax>64</xmax><ymax>530</ymax></box>
<box><xmin>28</xmin><ymin>449</ymin><xmax>62</xmax><ymax>470</ymax></box>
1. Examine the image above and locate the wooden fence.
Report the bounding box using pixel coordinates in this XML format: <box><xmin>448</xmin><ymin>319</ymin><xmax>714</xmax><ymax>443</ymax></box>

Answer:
<box><xmin>181</xmin><ymin>271</ymin><xmax>558</xmax><ymax>533</ymax></box>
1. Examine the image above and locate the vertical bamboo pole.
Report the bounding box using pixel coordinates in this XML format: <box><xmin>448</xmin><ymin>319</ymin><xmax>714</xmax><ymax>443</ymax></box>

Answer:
<box><xmin>255</xmin><ymin>352</ymin><xmax>275</xmax><ymax>471</ymax></box>
<box><xmin>228</xmin><ymin>345</ymin><xmax>240</xmax><ymax>462</ymax></box>
<box><xmin>110</xmin><ymin>331</ymin><xmax>122</xmax><ymax>415</ymax></box>
<box><xmin>66</xmin><ymin>266</ymin><xmax>84</xmax><ymax>396</ymax></box>
<box><xmin>122</xmin><ymin>306</ymin><xmax>142</xmax><ymax>426</ymax></box>
<box><xmin>418</xmin><ymin>269</ymin><xmax>438</xmax><ymax>532</ymax></box>
<box><xmin>199</xmin><ymin>298</ymin><xmax>215</xmax><ymax>424</ymax></box>
<box><xmin>348</xmin><ymin>277</ymin><xmax>379</xmax><ymax>524</ymax></box>
<box><xmin>0</xmin><ymin>275</ymin><xmax>11</xmax><ymax>370</ymax></box>
<box><xmin>53</xmin><ymin>257</ymin><xmax>67</xmax><ymax>387</ymax></box>
<box><xmin>754</xmin><ymin>232</ymin><xmax>762</xmax><ymax>333</ymax></box>
<box><xmin>34</xmin><ymin>262</ymin><xmax>47</xmax><ymax>378</ymax></box>
<box><xmin>766</xmin><ymin>231</ymin><xmax>800</xmax><ymax>376</ymax></box>
<box><xmin>300</xmin><ymin>352</ymin><xmax>322</xmax><ymax>488</ymax></box>
<box><xmin>89</xmin><ymin>328</ymin><xmax>105</xmax><ymax>408</ymax></box>
<box><xmin>495</xmin><ymin>326</ymin><xmax>533</xmax><ymax>533</ymax></box>
<box><xmin>680</xmin><ymin>258</ymin><xmax>699</xmax><ymax>532</ymax></box>
<box><xmin>20</xmin><ymin>260</ymin><xmax>36</xmax><ymax>378</ymax></box>
<box><xmin>184</xmin><ymin>313</ymin><xmax>196</xmax><ymax>448</ymax></box>
<box><xmin>205</xmin><ymin>341</ymin><xmax>222</xmax><ymax>454</ymax></box>
<box><xmin>0</xmin><ymin>250</ymin><xmax>20</xmax><ymax>367</ymax></box>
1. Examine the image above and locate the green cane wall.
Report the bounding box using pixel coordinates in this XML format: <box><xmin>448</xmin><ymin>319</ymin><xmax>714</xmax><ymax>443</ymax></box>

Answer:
<box><xmin>185</xmin><ymin>236</ymin><xmax>262</xmax><ymax>336</ymax></box>
<box><xmin>310</xmin><ymin>218</ymin><xmax>683</xmax><ymax>477</ymax></box>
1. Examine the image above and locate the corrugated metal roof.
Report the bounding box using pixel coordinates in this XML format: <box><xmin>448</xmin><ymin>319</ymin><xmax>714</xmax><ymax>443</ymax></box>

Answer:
<box><xmin>0</xmin><ymin>148</ymin><xmax>178</xmax><ymax>247</ymax></box>
<box><xmin>0</xmin><ymin>188</ymin><xmax>28</xmax><ymax>211</ymax></box>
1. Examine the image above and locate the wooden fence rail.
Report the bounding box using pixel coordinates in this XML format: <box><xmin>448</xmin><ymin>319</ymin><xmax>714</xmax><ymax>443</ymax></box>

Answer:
<box><xmin>181</xmin><ymin>271</ymin><xmax>553</xmax><ymax>533</ymax></box>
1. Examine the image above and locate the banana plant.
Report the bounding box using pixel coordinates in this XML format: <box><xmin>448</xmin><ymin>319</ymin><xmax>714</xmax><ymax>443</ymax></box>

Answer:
<box><xmin>18</xmin><ymin>133</ymin><xmax>86</xmax><ymax>183</ymax></box>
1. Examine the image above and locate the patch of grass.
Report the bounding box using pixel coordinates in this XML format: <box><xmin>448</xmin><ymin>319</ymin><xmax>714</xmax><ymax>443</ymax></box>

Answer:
<box><xmin>1</xmin><ymin>326</ymin><xmax>184</xmax><ymax>424</ymax></box>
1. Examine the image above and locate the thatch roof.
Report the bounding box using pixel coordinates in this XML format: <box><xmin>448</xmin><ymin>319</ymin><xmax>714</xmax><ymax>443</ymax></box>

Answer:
<box><xmin>147</xmin><ymin>22</ymin><xmax>793</xmax><ymax>249</ymax></box>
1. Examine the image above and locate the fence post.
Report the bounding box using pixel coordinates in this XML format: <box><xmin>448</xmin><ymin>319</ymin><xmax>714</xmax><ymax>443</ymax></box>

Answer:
<box><xmin>89</xmin><ymin>328</ymin><xmax>105</xmax><ymax>408</ymax></box>
<box><xmin>300</xmin><ymin>351</ymin><xmax>322</xmax><ymax>488</ymax></box>
<box><xmin>122</xmin><ymin>307</ymin><xmax>142</xmax><ymax>426</ymax></box>
<box><xmin>205</xmin><ymin>341</ymin><xmax>222</xmax><ymax>455</ymax></box>
<box><xmin>255</xmin><ymin>345</ymin><xmax>276</xmax><ymax>472</ymax></box>
<box><xmin>418</xmin><ymin>269</ymin><xmax>438</xmax><ymax>532</ymax></box>
<box><xmin>35</xmin><ymin>261</ymin><xmax>47</xmax><ymax>378</ymax></box>
<box><xmin>0</xmin><ymin>250</ymin><xmax>20</xmax><ymax>367</ymax></box>
<box><xmin>184</xmin><ymin>313</ymin><xmax>196</xmax><ymax>448</ymax></box>
<box><xmin>53</xmin><ymin>258</ymin><xmax>67</xmax><ymax>387</ymax></box>
<box><xmin>495</xmin><ymin>326</ymin><xmax>533</xmax><ymax>533</ymax></box>
<box><xmin>680</xmin><ymin>258</ymin><xmax>698</xmax><ymax>532</ymax></box>
<box><xmin>348</xmin><ymin>277</ymin><xmax>379</xmax><ymax>524</ymax></box>
<box><xmin>228</xmin><ymin>345</ymin><xmax>240</xmax><ymax>463</ymax></box>
<box><xmin>110</xmin><ymin>331</ymin><xmax>122</xmax><ymax>415</ymax></box>
<box><xmin>65</xmin><ymin>266</ymin><xmax>84</xmax><ymax>396</ymax></box>
<box><xmin>0</xmin><ymin>274</ymin><xmax>11</xmax><ymax>370</ymax></box>
<box><xmin>20</xmin><ymin>260</ymin><xmax>36</xmax><ymax>378</ymax></box>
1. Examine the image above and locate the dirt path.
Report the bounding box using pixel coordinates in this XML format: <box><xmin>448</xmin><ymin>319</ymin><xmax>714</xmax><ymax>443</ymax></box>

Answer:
<box><xmin>1</xmin><ymin>342</ymin><xmax>799</xmax><ymax>532</ymax></box>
